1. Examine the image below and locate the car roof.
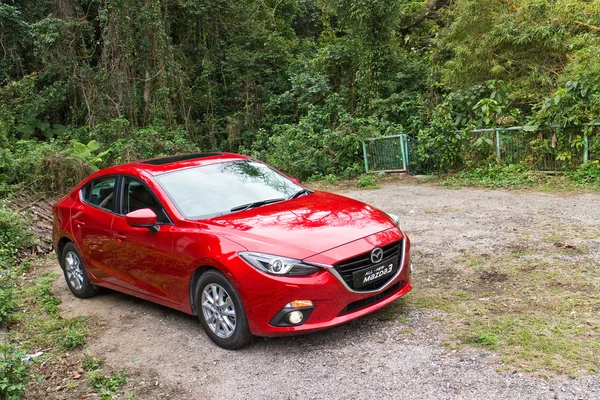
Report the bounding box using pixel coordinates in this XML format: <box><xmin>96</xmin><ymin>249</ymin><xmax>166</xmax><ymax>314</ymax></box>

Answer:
<box><xmin>94</xmin><ymin>152</ymin><xmax>250</xmax><ymax>177</ymax></box>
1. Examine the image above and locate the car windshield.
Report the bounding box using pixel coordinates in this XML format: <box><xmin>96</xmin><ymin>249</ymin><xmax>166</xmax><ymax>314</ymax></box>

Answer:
<box><xmin>155</xmin><ymin>160</ymin><xmax>303</xmax><ymax>219</ymax></box>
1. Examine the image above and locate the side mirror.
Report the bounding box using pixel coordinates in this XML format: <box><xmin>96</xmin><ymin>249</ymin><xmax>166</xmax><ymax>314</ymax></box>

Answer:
<box><xmin>126</xmin><ymin>208</ymin><xmax>159</xmax><ymax>233</ymax></box>
<box><xmin>290</xmin><ymin>177</ymin><xmax>301</xmax><ymax>184</ymax></box>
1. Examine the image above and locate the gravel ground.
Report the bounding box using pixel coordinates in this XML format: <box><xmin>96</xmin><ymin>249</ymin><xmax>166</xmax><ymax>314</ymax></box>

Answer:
<box><xmin>53</xmin><ymin>179</ymin><xmax>600</xmax><ymax>399</ymax></box>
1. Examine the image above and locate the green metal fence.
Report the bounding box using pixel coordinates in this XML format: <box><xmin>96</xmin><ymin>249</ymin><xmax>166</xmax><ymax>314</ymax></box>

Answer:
<box><xmin>466</xmin><ymin>123</ymin><xmax>600</xmax><ymax>171</ymax></box>
<box><xmin>588</xmin><ymin>132</ymin><xmax>600</xmax><ymax>163</ymax></box>
<box><xmin>362</xmin><ymin>123</ymin><xmax>600</xmax><ymax>174</ymax></box>
<box><xmin>362</xmin><ymin>134</ymin><xmax>408</xmax><ymax>173</ymax></box>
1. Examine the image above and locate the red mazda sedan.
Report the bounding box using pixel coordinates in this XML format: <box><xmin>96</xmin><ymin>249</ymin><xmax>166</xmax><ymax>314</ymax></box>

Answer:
<box><xmin>52</xmin><ymin>153</ymin><xmax>412</xmax><ymax>349</ymax></box>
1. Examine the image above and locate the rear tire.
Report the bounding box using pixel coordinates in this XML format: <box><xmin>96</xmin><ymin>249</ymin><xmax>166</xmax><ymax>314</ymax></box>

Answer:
<box><xmin>61</xmin><ymin>242</ymin><xmax>99</xmax><ymax>299</ymax></box>
<box><xmin>196</xmin><ymin>270</ymin><xmax>252</xmax><ymax>349</ymax></box>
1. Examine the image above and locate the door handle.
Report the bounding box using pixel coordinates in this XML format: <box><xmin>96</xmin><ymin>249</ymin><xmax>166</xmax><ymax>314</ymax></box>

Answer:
<box><xmin>113</xmin><ymin>233</ymin><xmax>127</xmax><ymax>242</ymax></box>
<box><xmin>74</xmin><ymin>219</ymin><xmax>85</xmax><ymax>228</ymax></box>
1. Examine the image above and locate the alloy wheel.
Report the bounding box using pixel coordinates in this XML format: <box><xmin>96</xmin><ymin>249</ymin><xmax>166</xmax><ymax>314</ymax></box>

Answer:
<box><xmin>201</xmin><ymin>283</ymin><xmax>237</xmax><ymax>338</ymax></box>
<box><xmin>65</xmin><ymin>251</ymin><xmax>84</xmax><ymax>291</ymax></box>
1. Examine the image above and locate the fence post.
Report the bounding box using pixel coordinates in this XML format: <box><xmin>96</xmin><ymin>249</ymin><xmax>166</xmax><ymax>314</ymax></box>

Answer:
<box><xmin>403</xmin><ymin>134</ymin><xmax>409</xmax><ymax>171</ymax></box>
<box><xmin>362</xmin><ymin>141</ymin><xmax>370</xmax><ymax>172</ymax></box>
<box><xmin>583</xmin><ymin>134</ymin><xmax>589</xmax><ymax>164</ymax></box>
<box><xmin>495</xmin><ymin>129</ymin><xmax>501</xmax><ymax>160</ymax></box>
<box><xmin>400</xmin><ymin>135</ymin><xmax>407</xmax><ymax>171</ymax></box>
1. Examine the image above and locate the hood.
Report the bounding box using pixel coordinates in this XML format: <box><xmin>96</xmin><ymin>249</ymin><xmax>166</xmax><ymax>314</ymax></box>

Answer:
<box><xmin>195</xmin><ymin>191</ymin><xmax>396</xmax><ymax>260</ymax></box>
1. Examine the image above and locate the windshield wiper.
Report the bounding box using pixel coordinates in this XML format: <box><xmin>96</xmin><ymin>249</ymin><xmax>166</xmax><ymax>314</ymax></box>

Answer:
<box><xmin>230</xmin><ymin>198</ymin><xmax>286</xmax><ymax>213</ymax></box>
<box><xmin>288</xmin><ymin>188</ymin><xmax>313</xmax><ymax>200</ymax></box>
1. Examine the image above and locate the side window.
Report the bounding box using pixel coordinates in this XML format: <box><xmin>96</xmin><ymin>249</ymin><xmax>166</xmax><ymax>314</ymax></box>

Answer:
<box><xmin>80</xmin><ymin>182</ymin><xmax>92</xmax><ymax>202</ymax></box>
<box><xmin>123</xmin><ymin>177</ymin><xmax>170</xmax><ymax>224</ymax></box>
<box><xmin>89</xmin><ymin>177</ymin><xmax>116</xmax><ymax>212</ymax></box>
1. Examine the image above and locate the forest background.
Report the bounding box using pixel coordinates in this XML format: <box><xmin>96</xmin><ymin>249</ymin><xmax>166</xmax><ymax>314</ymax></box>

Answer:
<box><xmin>1</xmin><ymin>0</ymin><xmax>600</xmax><ymax>190</ymax></box>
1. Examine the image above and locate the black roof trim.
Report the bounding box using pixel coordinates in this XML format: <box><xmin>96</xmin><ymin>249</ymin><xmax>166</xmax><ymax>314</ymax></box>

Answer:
<box><xmin>141</xmin><ymin>152</ymin><xmax>223</xmax><ymax>166</ymax></box>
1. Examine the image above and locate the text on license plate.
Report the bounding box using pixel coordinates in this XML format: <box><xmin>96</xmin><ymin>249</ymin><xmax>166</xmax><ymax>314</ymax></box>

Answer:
<box><xmin>352</xmin><ymin>260</ymin><xmax>398</xmax><ymax>288</ymax></box>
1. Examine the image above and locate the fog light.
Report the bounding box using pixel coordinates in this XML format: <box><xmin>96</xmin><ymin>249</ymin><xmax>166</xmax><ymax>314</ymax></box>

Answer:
<box><xmin>270</xmin><ymin>304</ymin><xmax>315</xmax><ymax>327</ymax></box>
<box><xmin>285</xmin><ymin>300</ymin><xmax>313</xmax><ymax>308</ymax></box>
<box><xmin>288</xmin><ymin>311</ymin><xmax>304</xmax><ymax>324</ymax></box>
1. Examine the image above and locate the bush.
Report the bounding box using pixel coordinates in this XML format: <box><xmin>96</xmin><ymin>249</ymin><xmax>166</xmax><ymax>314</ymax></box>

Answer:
<box><xmin>0</xmin><ymin>140</ymin><xmax>94</xmax><ymax>195</ymax></box>
<box><xmin>0</xmin><ymin>205</ymin><xmax>36</xmax><ymax>326</ymax></box>
<box><xmin>442</xmin><ymin>163</ymin><xmax>547</xmax><ymax>188</ymax></box>
<box><xmin>0</xmin><ymin>289</ymin><xmax>15</xmax><ymax>325</ymax></box>
<box><xmin>0</xmin><ymin>120</ymin><xmax>198</xmax><ymax>196</ymax></box>
<box><xmin>249</xmin><ymin>95</ymin><xmax>380</xmax><ymax>180</ymax></box>
<box><xmin>41</xmin><ymin>150</ymin><xmax>94</xmax><ymax>194</ymax></box>
<box><xmin>0</xmin><ymin>141</ymin><xmax>52</xmax><ymax>189</ymax></box>
<box><xmin>414</xmin><ymin>103</ymin><xmax>468</xmax><ymax>173</ymax></box>
<box><xmin>106</xmin><ymin>121</ymin><xmax>199</xmax><ymax>166</ymax></box>
<box><xmin>566</xmin><ymin>160</ymin><xmax>600</xmax><ymax>185</ymax></box>
<box><xmin>0</xmin><ymin>204</ymin><xmax>37</xmax><ymax>269</ymax></box>
<box><xmin>356</xmin><ymin>174</ymin><xmax>378</xmax><ymax>189</ymax></box>
<box><xmin>0</xmin><ymin>344</ymin><xmax>30</xmax><ymax>400</ymax></box>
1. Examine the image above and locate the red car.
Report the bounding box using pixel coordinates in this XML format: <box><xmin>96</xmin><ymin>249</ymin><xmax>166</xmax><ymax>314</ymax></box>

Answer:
<box><xmin>52</xmin><ymin>153</ymin><xmax>412</xmax><ymax>349</ymax></box>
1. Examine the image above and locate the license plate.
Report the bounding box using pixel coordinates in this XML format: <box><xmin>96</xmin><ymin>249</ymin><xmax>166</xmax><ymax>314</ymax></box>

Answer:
<box><xmin>352</xmin><ymin>259</ymin><xmax>398</xmax><ymax>288</ymax></box>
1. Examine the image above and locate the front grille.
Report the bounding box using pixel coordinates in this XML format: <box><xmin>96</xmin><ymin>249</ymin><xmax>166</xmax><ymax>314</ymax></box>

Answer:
<box><xmin>333</xmin><ymin>239</ymin><xmax>403</xmax><ymax>291</ymax></box>
<box><xmin>339</xmin><ymin>282</ymin><xmax>404</xmax><ymax>315</ymax></box>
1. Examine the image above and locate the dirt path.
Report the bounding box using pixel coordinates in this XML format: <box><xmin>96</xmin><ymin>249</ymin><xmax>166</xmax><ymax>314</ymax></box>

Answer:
<box><xmin>53</xmin><ymin>180</ymin><xmax>600</xmax><ymax>399</ymax></box>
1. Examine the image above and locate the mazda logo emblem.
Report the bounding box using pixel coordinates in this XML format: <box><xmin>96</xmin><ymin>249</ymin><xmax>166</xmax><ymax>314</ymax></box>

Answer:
<box><xmin>370</xmin><ymin>247</ymin><xmax>383</xmax><ymax>264</ymax></box>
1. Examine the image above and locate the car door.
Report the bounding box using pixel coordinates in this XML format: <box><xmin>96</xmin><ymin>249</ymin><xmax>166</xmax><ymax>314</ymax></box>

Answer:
<box><xmin>71</xmin><ymin>176</ymin><xmax>117</xmax><ymax>281</ymax></box>
<box><xmin>108</xmin><ymin>175</ymin><xmax>181</xmax><ymax>304</ymax></box>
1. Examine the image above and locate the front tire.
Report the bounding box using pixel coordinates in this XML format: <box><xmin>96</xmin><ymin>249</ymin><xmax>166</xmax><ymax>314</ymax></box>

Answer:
<box><xmin>196</xmin><ymin>270</ymin><xmax>252</xmax><ymax>349</ymax></box>
<box><xmin>61</xmin><ymin>242</ymin><xmax>99</xmax><ymax>299</ymax></box>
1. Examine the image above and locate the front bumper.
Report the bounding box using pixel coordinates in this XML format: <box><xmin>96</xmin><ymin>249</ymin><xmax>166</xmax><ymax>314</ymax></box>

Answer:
<box><xmin>235</xmin><ymin>229</ymin><xmax>412</xmax><ymax>337</ymax></box>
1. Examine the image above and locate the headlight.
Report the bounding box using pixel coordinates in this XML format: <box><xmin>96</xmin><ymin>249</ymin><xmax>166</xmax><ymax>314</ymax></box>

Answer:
<box><xmin>239</xmin><ymin>252</ymin><xmax>321</xmax><ymax>276</ymax></box>
<box><xmin>386</xmin><ymin>212</ymin><xmax>401</xmax><ymax>229</ymax></box>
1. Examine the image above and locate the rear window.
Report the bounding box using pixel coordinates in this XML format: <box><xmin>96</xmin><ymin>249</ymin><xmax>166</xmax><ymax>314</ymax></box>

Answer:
<box><xmin>83</xmin><ymin>177</ymin><xmax>117</xmax><ymax>212</ymax></box>
<box><xmin>80</xmin><ymin>182</ymin><xmax>92</xmax><ymax>202</ymax></box>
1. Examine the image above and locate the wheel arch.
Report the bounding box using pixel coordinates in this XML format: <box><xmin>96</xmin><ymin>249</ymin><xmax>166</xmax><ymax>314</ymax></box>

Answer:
<box><xmin>56</xmin><ymin>237</ymin><xmax>73</xmax><ymax>269</ymax></box>
<box><xmin>188</xmin><ymin>259</ymin><xmax>249</xmax><ymax>316</ymax></box>
<box><xmin>189</xmin><ymin>265</ymin><xmax>217</xmax><ymax>316</ymax></box>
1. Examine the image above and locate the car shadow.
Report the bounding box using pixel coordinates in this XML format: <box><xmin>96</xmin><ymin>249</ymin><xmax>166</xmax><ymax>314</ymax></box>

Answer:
<box><xmin>55</xmin><ymin>269</ymin><xmax>413</xmax><ymax>354</ymax></box>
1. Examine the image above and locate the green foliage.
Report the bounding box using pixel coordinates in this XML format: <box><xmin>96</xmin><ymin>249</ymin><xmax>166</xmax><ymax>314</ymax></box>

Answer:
<box><xmin>415</xmin><ymin>103</ymin><xmax>468</xmax><ymax>172</ymax></box>
<box><xmin>250</xmin><ymin>95</ymin><xmax>374</xmax><ymax>180</ymax></box>
<box><xmin>356</xmin><ymin>174</ymin><xmax>378</xmax><ymax>189</ymax></box>
<box><xmin>441</xmin><ymin>163</ymin><xmax>547</xmax><ymax>188</ymax></box>
<box><xmin>0</xmin><ymin>204</ymin><xmax>37</xmax><ymax>268</ymax></box>
<box><xmin>323</xmin><ymin>0</ymin><xmax>404</xmax><ymax>103</ymax></box>
<box><xmin>0</xmin><ymin>140</ymin><xmax>94</xmax><ymax>195</ymax></box>
<box><xmin>320</xmin><ymin>174</ymin><xmax>340</xmax><ymax>185</ymax></box>
<box><xmin>69</xmin><ymin>140</ymin><xmax>110</xmax><ymax>169</ymax></box>
<box><xmin>0</xmin><ymin>288</ymin><xmax>16</xmax><ymax>326</ymax></box>
<box><xmin>0</xmin><ymin>0</ymin><xmax>599</xmax><ymax>181</ymax></box>
<box><xmin>89</xmin><ymin>368</ymin><xmax>129</xmax><ymax>400</ymax></box>
<box><xmin>0</xmin><ymin>344</ymin><xmax>30</xmax><ymax>400</ymax></box>
<box><xmin>440</xmin><ymin>160</ymin><xmax>600</xmax><ymax>190</ymax></box>
<box><xmin>0</xmin><ymin>5</ymin><xmax>30</xmax><ymax>86</ymax></box>
<box><xmin>106</xmin><ymin>122</ymin><xmax>199</xmax><ymax>165</ymax></box>
<box><xmin>55</xmin><ymin>318</ymin><xmax>88</xmax><ymax>350</ymax></box>
<box><xmin>565</xmin><ymin>160</ymin><xmax>600</xmax><ymax>187</ymax></box>
<box><xmin>34</xmin><ymin>273</ymin><xmax>61</xmax><ymax>318</ymax></box>
<box><xmin>531</xmin><ymin>76</ymin><xmax>600</xmax><ymax>127</ymax></box>
<box><xmin>0</xmin><ymin>204</ymin><xmax>35</xmax><ymax>327</ymax></box>
<box><xmin>82</xmin><ymin>355</ymin><xmax>105</xmax><ymax>372</ymax></box>
<box><xmin>438</xmin><ymin>0</ymin><xmax>600</xmax><ymax>99</ymax></box>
